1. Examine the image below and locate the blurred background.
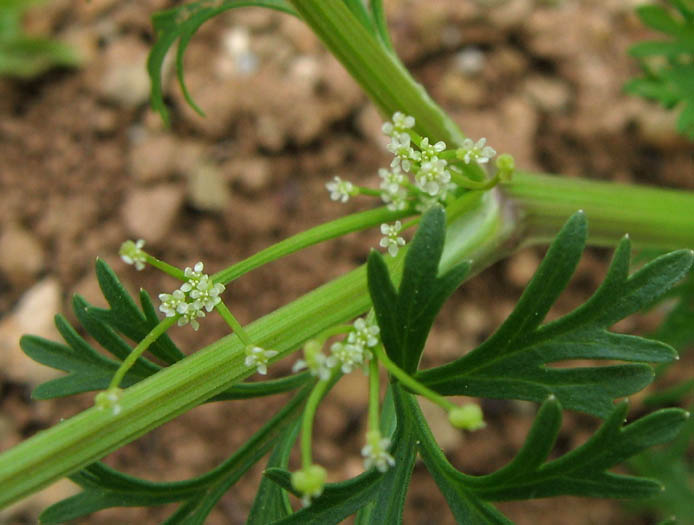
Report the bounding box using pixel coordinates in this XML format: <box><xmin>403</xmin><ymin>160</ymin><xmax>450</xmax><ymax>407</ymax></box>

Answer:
<box><xmin>0</xmin><ymin>0</ymin><xmax>692</xmax><ymax>523</ymax></box>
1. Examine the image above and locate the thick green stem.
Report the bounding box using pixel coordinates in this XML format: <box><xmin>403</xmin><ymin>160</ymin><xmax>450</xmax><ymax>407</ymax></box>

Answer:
<box><xmin>288</xmin><ymin>0</ymin><xmax>465</xmax><ymax>145</ymax></box>
<box><xmin>506</xmin><ymin>172</ymin><xmax>694</xmax><ymax>250</ymax></box>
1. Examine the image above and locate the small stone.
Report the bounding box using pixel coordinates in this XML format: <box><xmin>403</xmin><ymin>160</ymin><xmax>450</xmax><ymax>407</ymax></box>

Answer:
<box><xmin>229</xmin><ymin>158</ymin><xmax>271</xmax><ymax>193</ymax></box>
<box><xmin>524</xmin><ymin>75</ymin><xmax>571</xmax><ymax>113</ymax></box>
<box><xmin>121</xmin><ymin>184</ymin><xmax>185</xmax><ymax>243</ymax></box>
<box><xmin>187</xmin><ymin>162</ymin><xmax>230</xmax><ymax>212</ymax></box>
<box><xmin>129</xmin><ymin>133</ymin><xmax>180</xmax><ymax>182</ymax></box>
<box><xmin>0</xmin><ymin>226</ymin><xmax>45</xmax><ymax>287</ymax></box>
<box><xmin>0</xmin><ymin>278</ymin><xmax>63</xmax><ymax>386</ymax></box>
<box><xmin>97</xmin><ymin>37</ymin><xmax>151</xmax><ymax>108</ymax></box>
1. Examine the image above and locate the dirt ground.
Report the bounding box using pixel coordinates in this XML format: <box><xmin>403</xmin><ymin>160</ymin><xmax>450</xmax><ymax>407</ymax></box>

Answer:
<box><xmin>0</xmin><ymin>0</ymin><xmax>693</xmax><ymax>523</ymax></box>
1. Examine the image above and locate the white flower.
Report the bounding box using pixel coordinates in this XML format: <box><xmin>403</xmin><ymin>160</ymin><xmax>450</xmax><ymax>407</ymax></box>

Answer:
<box><xmin>458</xmin><ymin>137</ymin><xmax>496</xmax><ymax>164</ymax></box>
<box><xmin>330</xmin><ymin>341</ymin><xmax>366</xmax><ymax>374</ymax></box>
<box><xmin>418</xmin><ymin>137</ymin><xmax>447</xmax><ymax>161</ymax></box>
<box><xmin>293</xmin><ymin>339</ymin><xmax>336</xmax><ymax>380</ymax></box>
<box><xmin>414</xmin><ymin>158</ymin><xmax>451</xmax><ymax>197</ymax></box>
<box><xmin>159</xmin><ymin>261</ymin><xmax>224</xmax><ymax>330</ymax></box>
<box><xmin>381</xmin><ymin>111</ymin><xmax>415</xmax><ymax>136</ymax></box>
<box><xmin>387</xmin><ymin>132</ymin><xmax>418</xmax><ymax>172</ymax></box>
<box><xmin>189</xmin><ymin>275</ymin><xmax>225</xmax><ymax>312</ymax></box>
<box><xmin>379</xmin><ymin>221</ymin><xmax>406</xmax><ymax>257</ymax></box>
<box><xmin>244</xmin><ymin>345</ymin><xmax>279</xmax><ymax>375</ymax></box>
<box><xmin>348</xmin><ymin>317</ymin><xmax>380</xmax><ymax>349</ymax></box>
<box><xmin>361</xmin><ymin>430</ymin><xmax>395</xmax><ymax>473</ymax></box>
<box><xmin>120</xmin><ymin>239</ymin><xmax>147</xmax><ymax>270</ymax></box>
<box><xmin>381</xmin><ymin>186</ymin><xmax>409</xmax><ymax>211</ymax></box>
<box><xmin>378</xmin><ymin>166</ymin><xmax>406</xmax><ymax>194</ymax></box>
<box><xmin>325</xmin><ymin>176</ymin><xmax>354</xmax><ymax>203</ymax></box>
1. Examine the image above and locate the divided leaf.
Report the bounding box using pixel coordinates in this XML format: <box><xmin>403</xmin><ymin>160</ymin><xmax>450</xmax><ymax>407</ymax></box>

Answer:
<box><xmin>417</xmin><ymin>212</ymin><xmax>693</xmax><ymax>417</ymax></box>
<box><xmin>147</xmin><ymin>0</ymin><xmax>299</xmax><ymax>124</ymax></box>
<box><xmin>410</xmin><ymin>391</ymin><xmax>688</xmax><ymax>507</ymax></box>
<box><xmin>40</xmin><ymin>386</ymin><xmax>311</xmax><ymax>524</ymax></box>
<box><xmin>626</xmin><ymin>1</ymin><xmax>694</xmax><ymax>138</ymax></box>
<box><xmin>368</xmin><ymin>206</ymin><xmax>471</xmax><ymax>374</ymax></box>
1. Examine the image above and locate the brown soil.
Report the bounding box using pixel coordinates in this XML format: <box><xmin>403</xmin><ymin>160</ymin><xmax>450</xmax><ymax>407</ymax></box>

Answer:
<box><xmin>1</xmin><ymin>0</ymin><xmax>692</xmax><ymax>524</ymax></box>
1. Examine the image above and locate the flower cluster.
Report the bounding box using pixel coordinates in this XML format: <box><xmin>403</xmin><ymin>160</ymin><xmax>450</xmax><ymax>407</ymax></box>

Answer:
<box><xmin>329</xmin><ymin>316</ymin><xmax>380</xmax><ymax>373</ymax></box>
<box><xmin>294</xmin><ymin>317</ymin><xmax>381</xmax><ymax>378</ymax></box>
<box><xmin>325</xmin><ymin>113</ymin><xmax>510</xmax><ymax>258</ymax></box>
<box><xmin>361</xmin><ymin>430</ymin><xmax>395</xmax><ymax>473</ymax></box>
<box><xmin>158</xmin><ymin>262</ymin><xmax>225</xmax><ymax>330</ymax></box>
<box><xmin>120</xmin><ymin>239</ymin><xmax>147</xmax><ymax>271</ymax></box>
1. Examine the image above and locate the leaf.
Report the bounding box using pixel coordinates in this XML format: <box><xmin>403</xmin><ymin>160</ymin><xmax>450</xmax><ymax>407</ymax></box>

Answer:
<box><xmin>636</xmin><ymin>5</ymin><xmax>684</xmax><ymax>35</ymax></box>
<box><xmin>40</xmin><ymin>385</ymin><xmax>311</xmax><ymax>523</ymax></box>
<box><xmin>626</xmin><ymin>1</ymin><xmax>694</xmax><ymax>139</ymax></box>
<box><xmin>247</xmin><ymin>421</ymin><xmax>299</xmax><ymax>524</ymax></box>
<box><xmin>411</xmin><ymin>391</ymin><xmax>688</xmax><ymax>504</ymax></box>
<box><xmin>368</xmin><ymin>206</ymin><xmax>471</xmax><ymax>374</ymax></box>
<box><xmin>147</xmin><ymin>0</ymin><xmax>299</xmax><ymax>124</ymax></box>
<box><xmin>264</xmin><ymin>468</ymin><xmax>384</xmax><ymax>525</ymax></box>
<box><xmin>20</xmin><ymin>315</ymin><xmax>151</xmax><ymax>400</ymax></box>
<box><xmin>417</xmin><ymin>212</ymin><xmax>694</xmax><ymax>417</ymax></box>
<box><xmin>354</xmin><ymin>384</ymin><xmax>417</xmax><ymax>524</ymax></box>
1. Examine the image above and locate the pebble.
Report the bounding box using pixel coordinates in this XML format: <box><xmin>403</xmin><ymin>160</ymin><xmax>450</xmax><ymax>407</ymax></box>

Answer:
<box><xmin>97</xmin><ymin>37</ymin><xmax>151</xmax><ymax>108</ymax></box>
<box><xmin>186</xmin><ymin>162</ymin><xmax>230</xmax><ymax>212</ymax></box>
<box><xmin>0</xmin><ymin>226</ymin><xmax>45</xmax><ymax>287</ymax></box>
<box><xmin>524</xmin><ymin>75</ymin><xmax>571</xmax><ymax>113</ymax></box>
<box><xmin>129</xmin><ymin>133</ymin><xmax>180</xmax><ymax>182</ymax></box>
<box><xmin>0</xmin><ymin>278</ymin><xmax>63</xmax><ymax>386</ymax></box>
<box><xmin>121</xmin><ymin>184</ymin><xmax>185</xmax><ymax>243</ymax></box>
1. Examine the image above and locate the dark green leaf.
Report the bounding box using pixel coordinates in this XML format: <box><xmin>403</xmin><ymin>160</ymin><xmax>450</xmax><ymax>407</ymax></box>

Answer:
<box><xmin>417</xmin><ymin>212</ymin><xmax>693</xmax><ymax>417</ymax></box>
<box><xmin>40</xmin><ymin>385</ymin><xmax>311</xmax><ymax>523</ymax></box>
<box><xmin>354</xmin><ymin>384</ymin><xmax>417</xmax><ymax>524</ymax></box>
<box><xmin>247</xmin><ymin>421</ymin><xmax>299</xmax><ymax>524</ymax></box>
<box><xmin>403</xmin><ymin>389</ymin><xmax>513</xmax><ymax>524</ymax></box>
<box><xmin>636</xmin><ymin>5</ymin><xmax>684</xmax><ymax>35</ymax></box>
<box><xmin>413</xmin><ymin>391</ymin><xmax>688</xmax><ymax>503</ymax></box>
<box><xmin>147</xmin><ymin>0</ymin><xmax>299</xmax><ymax>124</ymax></box>
<box><xmin>264</xmin><ymin>468</ymin><xmax>383</xmax><ymax>525</ymax></box>
<box><xmin>20</xmin><ymin>318</ymin><xmax>149</xmax><ymax>400</ymax></box>
<box><xmin>368</xmin><ymin>206</ymin><xmax>471</xmax><ymax>374</ymax></box>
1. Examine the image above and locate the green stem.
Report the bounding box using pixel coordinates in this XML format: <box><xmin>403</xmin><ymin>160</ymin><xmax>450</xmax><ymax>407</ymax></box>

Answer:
<box><xmin>374</xmin><ymin>345</ymin><xmax>456</xmax><ymax>412</ymax></box>
<box><xmin>506</xmin><ymin>172</ymin><xmax>694</xmax><ymax>250</ymax></box>
<box><xmin>215</xmin><ymin>302</ymin><xmax>252</xmax><ymax>346</ymax></box>
<box><xmin>144</xmin><ymin>254</ymin><xmax>185</xmax><ymax>280</ymax></box>
<box><xmin>288</xmin><ymin>0</ymin><xmax>465</xmax><ymax>145</ymax></box>
<box><xmin>212</xmin><ymin>206</ymin><xmax>409</xmax><ymax>285</ymax></box>
<box><xmin>367</xmin><ymin>357</ymin><xmax>380</xmax><ymax>432</ymax></box>
<box><xmin>300</xmin><ymin>377</ymin><xmax>333</xmax><ymax>469</ymax></box>
<box><xmin>108</xmin><ymin>316</ymin><xmax>177</xmax><ymax>390</ymax></box>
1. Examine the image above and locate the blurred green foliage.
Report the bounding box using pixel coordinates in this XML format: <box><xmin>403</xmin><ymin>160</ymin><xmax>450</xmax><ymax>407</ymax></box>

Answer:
<box><xmin>625</xmin><ymin>0</ymin><xmax>694</xmax><ymax>139</ymax></box>
<box><xmin>0</xmin><ymin>0</ymin><xmax>79</xmax><ymax>78</ymax></box>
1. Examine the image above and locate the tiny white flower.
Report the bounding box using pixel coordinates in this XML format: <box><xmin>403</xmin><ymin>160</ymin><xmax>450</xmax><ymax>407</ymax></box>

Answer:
<box><xmin>330</xmin><ymin>341</ymin><xmax>365</xmax><ymax>374</ymax></box>
<box><xmin>381</xmin><ymin>186</ymin><xmax>409</xmax><ymax>211</ymax></box>
<box><xmin>378</xmin><ymin>166</ymin><xmax>406</xmax><ymax>194</ymax></box>
<box><xmin>379</xmin><ymin>221</ymin><xmax>406</xmax><ymax>257</ymax></box>
<box><xmin>244</xmin><ymin>345</ymin><xmax>279</xmax><ymax>375</ymax></box>
<box><xmin>189</xmin><ymin>275</ymin><xmax>225</xmax><ymax>312</ymax></box>
<box><xmin>348</xmin><ymin>317</ymin><xmax>380</xmax><ymax>349</ymax></box>
<box><xmin>361</xmin><ymin>430</ymin><xmax>395</xmax><ymax>473</ymax></box>
<box><xmin>382</xmin><ymin>111</ymin><xmax>415</xmax><ymax>136</ymax></box>
<box><xmin>326</xmin><ymin>176</ymin><xmax>354</xmax><ymax>203</ymax></box>
<box><xmin>120</xmin><ymin>239</ymin><xmax>147</xmax><ymax>270</ymax></box>
<box><xmin>414</xmin><ymin>158</ymin><xmax>451</xmax><ymax>197</ymax></box>
<box><xmin>458</xmin><ymin>137</ymin><xmax>496</xmax><ymax>165</ymax></box>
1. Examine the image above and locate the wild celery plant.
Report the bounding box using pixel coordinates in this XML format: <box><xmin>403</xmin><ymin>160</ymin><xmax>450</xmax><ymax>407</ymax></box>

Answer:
<box><xmin>2</xmin><ymin>1</ymin><xmax>694</xmax><ymax>524</ymax></box>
